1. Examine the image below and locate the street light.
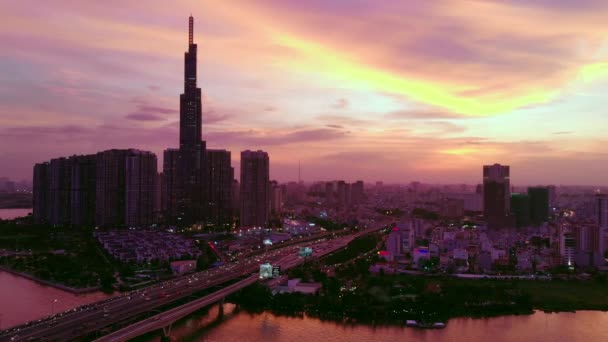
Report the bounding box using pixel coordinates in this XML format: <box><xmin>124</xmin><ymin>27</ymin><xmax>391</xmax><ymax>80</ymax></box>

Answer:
<box><xmin>51</xmin><ymin>299</ymin><xmax>59</xmax><ymax>316</ymax></box>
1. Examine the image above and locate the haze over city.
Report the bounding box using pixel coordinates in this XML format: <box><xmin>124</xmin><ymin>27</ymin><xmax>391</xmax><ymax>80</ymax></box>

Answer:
<box><xmin>2</xmin><ymin>1</ymin><xmax>608</xmax><ymax>184</ymax></box>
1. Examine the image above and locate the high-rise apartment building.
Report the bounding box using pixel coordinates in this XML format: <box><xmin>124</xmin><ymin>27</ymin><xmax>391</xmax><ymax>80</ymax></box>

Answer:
<box><xmin>483</xmin><ymin>163</ymin><xmax>510</xmax><ymax>227</ymax></box>
<box><xmin>351</xmin><ymin>180</ymin><xmax>364</xmax><ymax>205</ymax></box>
<box><xmin>125</xmin><ymin>150</ymin><xmax>157</xmax><ymax>227</ymax></box>
<box><xmin>240</xmin><ymin>150</ymin><xmax>270</xmax><ymax>227</ymax></box>
<box><xmin>204</xmin><ymin>149</ymin><xmax>233</xmax><ymax>228</ymax></box>
<box><xmin>162</xmin><ymin>148</ymin><xmax>181</xmax><ymax>220</ymax></box>
<box><xmin>96</xmin><ymin>149</ymin><xmax>157</xmax><ymax>227</ymax></box>
<box><xmin>48</xmin><ymin>157</ymin><xmax>72</xmax><ymax>225</ymax></box>
<box><xmin>33</xmin><ymin>162</ymin><xmax>49</xmax><ymax>224</ymax></box>
<box><xmin>70</xmin><ymin>154</ymin><xmax>96</xmax><ymax>226</ymax></box>
<box><xmin>510</xmin><ymin>193</ymin><xmax>531</xmax><ymax>228</ymax></box>
<box><xmin>596</xmin><ymin>194</ymin><xmax>608</xmax><ymax>265</ymax></box>
<box><xmin>528</xmin><ymin>186</ymin><xmax>549</xmax><ymax>225</ymax></box>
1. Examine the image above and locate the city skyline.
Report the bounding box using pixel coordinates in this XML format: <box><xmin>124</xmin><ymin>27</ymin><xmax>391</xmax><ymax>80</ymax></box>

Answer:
<box><xmin>2</xmin><ymin>2</ymin><xmax>608</xmax><ymax>184</ymax></box>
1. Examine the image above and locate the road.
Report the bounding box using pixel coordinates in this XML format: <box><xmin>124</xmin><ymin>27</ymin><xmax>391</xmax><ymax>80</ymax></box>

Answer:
<box><xmin>0</xmin><ymin>223</ymin><xmax>387</xmax><ymax>342</ymax></box>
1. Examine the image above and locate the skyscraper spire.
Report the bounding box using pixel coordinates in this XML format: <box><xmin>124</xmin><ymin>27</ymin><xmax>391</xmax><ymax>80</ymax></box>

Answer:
<box><xmin>189</xmin><ymin>15</ymin><xmax>193</xmax><ymax>45</ymax></box>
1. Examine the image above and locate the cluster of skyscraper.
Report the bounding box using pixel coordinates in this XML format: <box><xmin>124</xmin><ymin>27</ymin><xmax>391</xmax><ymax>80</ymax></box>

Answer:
<box><xmin>33</xmin><ymin>150</ymin><xmax>157</xmax><ymax>227</ymax></box>
<box><xmin>482</xmin><ymin>163</ymin><xmax>550</xmax><ymax>228</ymax></box>
<box><xmin>33</xmin><ymin>17</ymin><xmax>272</xmax><ymax>229</ymax></box>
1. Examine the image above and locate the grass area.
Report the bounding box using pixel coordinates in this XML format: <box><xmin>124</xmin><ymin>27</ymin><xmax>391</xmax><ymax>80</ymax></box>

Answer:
<box><xmin>323</xmin><ymin>234</ymin><xmax>380</xmax><ymax>265</ymax></box>
<box><xmin>0</xmin><ymin>222</ymin><xmax>122</xmax><ymax>291</ymax></box>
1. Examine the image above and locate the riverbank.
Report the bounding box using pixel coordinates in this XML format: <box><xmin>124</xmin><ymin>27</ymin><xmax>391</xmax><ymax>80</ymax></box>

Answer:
<box><xmin>229</xmin><ymin>255</ymin><xmax>608</xmax><ymax>327</ymax></box>
<box><xmin>0</xmin><ymin>266</ymin><xmax>99</xmax><ymax>294</ymax></box>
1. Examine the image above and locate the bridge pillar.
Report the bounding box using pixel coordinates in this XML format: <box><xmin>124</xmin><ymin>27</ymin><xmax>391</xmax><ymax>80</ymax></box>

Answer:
<box><xmin>161</xmin><ymin>323</ymin><xmax>173</xmax><ymax>338</ymax></box>
<box><xmin>218</xmin><ymin>298</ymin><xmax>225</xmax><ymax>316</ymax></box>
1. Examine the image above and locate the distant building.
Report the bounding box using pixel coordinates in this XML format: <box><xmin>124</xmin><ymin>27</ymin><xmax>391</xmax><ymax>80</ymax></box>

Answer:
<box><xmin>96</xmin><ymin>149</ymin><xmax>157</xmax><ymax>227</ymax></box>
<box><xmin>336</xmin><ymin>180</ymin><xmax>351</xmax><ymax>207</ymax></box>
<box><xmin>351</xmin><ymin>180</ymin><xmax>364</xmax><ymax>205</ymax></box>
<box><xmin>483</xmin><ymin>164</ymin><xmax>510</xmax><ymax>227</ymax></box>
<box><xmin>595</xmin><ymin>194</ymin><xmax>608</xmax><ymax>264</ymax></box>
<box><xmin>440</xmin><ymin>198</ymin><xmax>464</xmax><ymax>218</ymax></box>
<box><xmin>240</xmin><ymin>150</ymin><xmax>270</xmax><ymax>227</ymax></box>
<box><xmin>162</xmin><ymin>148</ymin><xmax>180</xmax><ymax>221</ymax></box>
<box><xmin>275</xmin><ymin>278</ymin><xmax>322</xmax><ymax>295</ymax></box>
<box><xmin>125</xmin><ymin>150</ymin><xmax>157</xmax><ymax>227</ymax></box>
<box><xmin>33</xmin><ymin>162</ymin><xmax>50</xmax><ymax>224</ymax></box>
<box><xmin>528</xmin><ymin>186</ymin><xmax>549</xmax><ymax>225</ymax></box>
<box><xmin>386</xmin><ymin>227</ymin><xmax>403</xmax><ymax>261</ymax></box>
<box><xmin>204</xmin><ymin>149</ymin><xmax>233</xmax><ymax>228</ymax></box>
<box><xmin>232</xmin><ymin>179</ymin><xmax>240</xmax><ymax>213</ymax></box>
<box><xmin>510</xmin><ymin>193</ymin><xmax>531</xmax><ymax>228</ymax></box>
<box><xmin>271</xmin><ymin>181</ymin><xmax>283</xmax><ymax>213</ymax></box>
<box><xmin>170</xmin><ymin>260</ymin><xmax>197</xmax><ymax>274</ymax></box>
<box><xmin>560</xmin><ymin>228</ymin><xmax>577</xmax><ymax>267</ymax></box>
<box><xmin>70</xmin><ymin>154</ymin><xmax>97</xmax><ymax>226</ymax></box>
<box><xmin>48</xmin><ymin>157</ymin><xmax>72</xmax><ymax>225</ymax></box>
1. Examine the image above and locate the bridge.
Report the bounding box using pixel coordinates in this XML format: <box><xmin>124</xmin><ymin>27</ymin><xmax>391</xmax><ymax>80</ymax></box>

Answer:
<box><xmin>0</xmin><ymin>223</ymin><xmax>387</xmax><ymax>342</ymax></box>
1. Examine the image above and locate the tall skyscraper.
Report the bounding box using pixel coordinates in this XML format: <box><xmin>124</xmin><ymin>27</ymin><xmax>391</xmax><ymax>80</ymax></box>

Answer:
<box><xmin>528</xmin><ymin>186</ymin><xmax>549</xmax><ymax>225</ymax></box>
<box><xmin>176</xmin><ymin>15</ymin><xmax>206</xmax><ymax>223</ymax></box>
<box><xmin>204</xmin><ymin>149</ymin><xmax>234</xmax><ymax>229</ymax></box>
<box><xmin>33</xmin><ymin>162</ymin><xmax>49</xmax><ymax>224</ymax></box>
<box><xmin>96</xmin><ymin>149</ymin><xmax>157</xmax><ymax>227</ymax></box>
<box><xmin>510</xmin><ymin>193</ymin><xmax>531</xmax><ymax>228</ymax></box>
<box><xmin>337</xmin><ymin>180</ymin><xmax>351</xmax><ymax>207</ymax></box>
<box><xmin>125</xmin><ymin>151</ymin><xmax>157</xmax><ymax>227</ymax></box>
<box><xmin>483</xmin><ymin>163</ymin><xmax>510</xmax><ymax>227</ymax></box>
<box><xmin>240</xmin><ymin>150</ymin><xmax>270</xmax><ymax>227</ymax></box>
<box><xmin>270</xmin><ymin>181</ymin><xmax>283</xmax><ymax>214</ymax></box>
<box><xmin>596</xmin><ymin>194</ymin><xmax>608</xmax><ymax>264</ymax></box>
<box><xmin>48</xmin><ymin>157</ymin><xmax>72</xmax><ymax>225</ymax></box>
<box><xmin>351</xmin><ymin>180</ymin><xmax>364</xmax><ymax>205</ymax></box>
<box><xmin>70</xmin><ymin>154</ymin><xmax>96</xmax><ymax>226</ymax></box>
<box><xmin>162</xmin><ymin>148</ymin><xmax>180</xmax><ymax>220</ymax></box>
<box><xmin>95</xmin><ymin>149</ymin><xmax>129</xmax><ymax>227</ymax></box>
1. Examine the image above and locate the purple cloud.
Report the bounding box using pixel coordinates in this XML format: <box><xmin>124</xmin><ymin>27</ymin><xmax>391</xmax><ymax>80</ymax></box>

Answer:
<box><xmin>126</xmin><ymin>113</ymin><xmax>166</xmax><ymax>121</ymax></box>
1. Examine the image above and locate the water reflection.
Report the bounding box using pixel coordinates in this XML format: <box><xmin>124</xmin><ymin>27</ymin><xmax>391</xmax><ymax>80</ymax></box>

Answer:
<box><xmin>0</xmin><ymin>271</ymin><xmax>109</xmax><ymax>329</ymax></box>
<box><xmin>135</xmin><ymin>303</ymin><xmax>608</xmax><ymax>342</ymax></box>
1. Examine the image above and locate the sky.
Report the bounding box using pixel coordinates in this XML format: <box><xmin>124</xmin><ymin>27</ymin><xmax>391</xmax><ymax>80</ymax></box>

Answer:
<box><xmin>1</xmin><ymin>0</ymin><xmax>608</xmax><ymax>185</ymax></box>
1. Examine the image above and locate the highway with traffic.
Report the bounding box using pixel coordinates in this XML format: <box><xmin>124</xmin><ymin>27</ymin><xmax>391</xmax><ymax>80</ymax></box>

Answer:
<box><xmin>0</xmin><ymin>223</ymin><xmax>387</xmax><ymax>342</ymax></box>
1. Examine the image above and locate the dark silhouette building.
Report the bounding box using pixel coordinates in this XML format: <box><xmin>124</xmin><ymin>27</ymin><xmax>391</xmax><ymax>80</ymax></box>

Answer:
<box><xmin>48</xmin><ymin>157</ymin><xmax>72</xmax><ymax>225</ymax></box>
<box><xmin>96</xmin><ymin>149</ymin><xmax>157</xmax><ymax>227</ymax></box>
<box><xmin>528</xmin><ymin>186</ymin><xmax>549</xmax><ymax>225</ymax></box>
<box><xmin>70</xmin><ymin>154</ymin><xmax>96</xmax><ymax>226</ymax></box>
<box><xmin>33</xmin><ymin>162</ymin><xmax>50</xmax><ymax>224</ymax></box>
<box><xmin>240</xmin><ymin>150</ymin><xmax>269</xmax><ymax>227</ymax></box>
<box><xmin>510</xmin><ymin>193</ymin><xmax>531</xmax><ymax>228</ymax></box>
<box><xmin>203</xmin><ymin>149</ymin><xmax>234</xmax><ymax>229</ymax></box>
<box><xmin>351</xmin><ymin>180</ymin><xmax>364</xmax><ymax>205</ymax></box>
<box><xmin>483</xmin><ymin>164</ymin><xmax>510</xmax><ymax>228</ymax></box>
<box><xmin>162</xmin><ymin>148</ymin><xmax>180</xmax><ymax>221</ymax></box>
<box><xmin>125</xmin><ymin>151</ymin><xmax>157</xmax><ymax>227</ymax></box>
<box><xmin>177</xmin><ymin>15</ymin><xmax>206</xmax><ymax>223</ymax></box>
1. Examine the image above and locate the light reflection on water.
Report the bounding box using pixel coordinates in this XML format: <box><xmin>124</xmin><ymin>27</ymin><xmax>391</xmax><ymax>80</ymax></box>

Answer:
<box><xmin>134</xmin><ymin>303</ymin><xmax>608</xmax><ymax>342</ymax></box>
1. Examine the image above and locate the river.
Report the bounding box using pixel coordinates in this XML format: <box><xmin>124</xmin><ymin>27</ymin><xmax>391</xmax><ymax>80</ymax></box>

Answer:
<box><xmin>133</xmin><ymin>303</ymin><xmax>608</xmax><ymax>342</ymax></box>
<box><xmin>0</xmin><ymin>208</ymin><xmax>31</xmax><ymax>220</ymax></box>
<box><xmin>0</xmin><ymin>271</ymin><xmax>109</xmax><ymax>330</ymax></box>
<box><xmin>1</xmin><ymin>271</ymin><xmax>607</xmax><ymax>340</ymax></box>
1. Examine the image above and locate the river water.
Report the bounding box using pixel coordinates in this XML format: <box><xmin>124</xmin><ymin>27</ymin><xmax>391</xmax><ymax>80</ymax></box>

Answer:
<box><xmin>134</xmin><ymin>303</ymin><xmax>608</xmax><ymax>342</ymax></box>
<box><xmin>0</xmin><ymin>271</ymin><xmax>109</xmax><ymax>330</ymax></box>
